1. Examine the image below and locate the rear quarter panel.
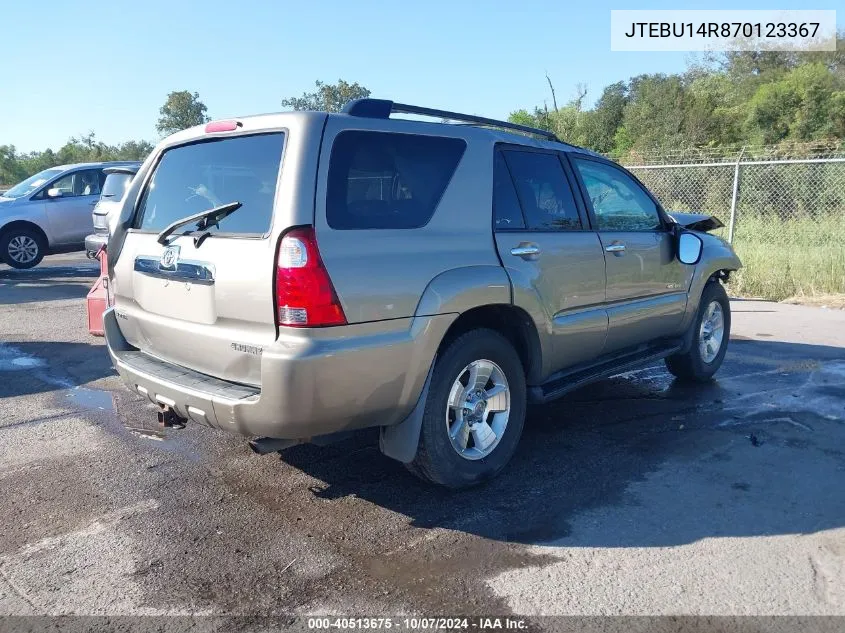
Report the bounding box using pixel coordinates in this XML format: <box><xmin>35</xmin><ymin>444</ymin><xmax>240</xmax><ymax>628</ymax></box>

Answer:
<box><xmin>314</xmin><ymin>118</ymin><xmax>502</xmax><ymax>323</ymax></box>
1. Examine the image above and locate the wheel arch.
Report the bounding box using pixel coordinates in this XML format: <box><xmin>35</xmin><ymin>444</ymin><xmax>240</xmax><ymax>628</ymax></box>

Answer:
<box><xmin>435</xmin><ymin>304</ymin><xmax>543</xmax><ymax>385</ymax></box>
<box><xmin>381</xmin><ymin>302</ymin><xmax>543</xmax><ymax>464</ymax></box>
<box><xmin>682</xmin><ymin>235</ymin><xmax>741</xmax><ymax>332</ymax></box>
<box><xmin>0</xmin><ymin>220</ymin><xmax>49</xmax><ymax>247</ymax></box>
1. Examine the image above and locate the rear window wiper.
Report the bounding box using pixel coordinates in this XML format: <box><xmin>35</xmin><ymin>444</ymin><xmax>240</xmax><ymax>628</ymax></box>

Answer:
<box><xmin>156</xmin><ymin>201</ymin><xmax>243</xmax><ymax>245</ymax></box>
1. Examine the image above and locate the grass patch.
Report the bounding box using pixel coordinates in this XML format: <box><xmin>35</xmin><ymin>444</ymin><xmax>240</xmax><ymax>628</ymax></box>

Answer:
<box><xmin>723</xmin><ymin>213</ymin><xmax>845</xmax><ymax>301</ymax></box>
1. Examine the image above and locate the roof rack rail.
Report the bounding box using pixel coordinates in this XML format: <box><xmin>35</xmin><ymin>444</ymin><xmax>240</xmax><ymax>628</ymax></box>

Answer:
<box><xmin>341</xmin><ymin>98</ymin><xmax>560</xmax><ymax>142</ymax></box>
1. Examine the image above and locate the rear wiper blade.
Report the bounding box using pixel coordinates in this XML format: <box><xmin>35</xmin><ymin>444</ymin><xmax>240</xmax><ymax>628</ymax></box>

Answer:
<box><xmin>156</xmin><ymin>201</ymin><xmax>242</xmax><ymax>245</ymax></box>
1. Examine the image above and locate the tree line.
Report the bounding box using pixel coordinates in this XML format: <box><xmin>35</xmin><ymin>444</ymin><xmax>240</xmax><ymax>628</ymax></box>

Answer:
<box><xmin>2</xmin><ymin>42</ymin><xmax>843</xmax><ymax>185</ymax></box>
<box><xmin>510</xmin><ymin>40</ymin><xmax>844</xmax><ymax>157</ymax></box>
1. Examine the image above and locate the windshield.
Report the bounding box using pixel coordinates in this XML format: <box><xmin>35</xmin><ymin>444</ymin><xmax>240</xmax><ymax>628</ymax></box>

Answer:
<box><xmin>135</xmin><ymin>133</ymin><xmax>284</xmax><ymax>235</ymax></box>
<box><xmin>2</xmin><ymin>168</ymin><xmax>64</xmax><ymax>199</ymax></box>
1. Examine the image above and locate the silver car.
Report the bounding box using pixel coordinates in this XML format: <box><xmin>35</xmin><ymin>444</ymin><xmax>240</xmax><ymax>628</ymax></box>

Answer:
<box><xmin>0</xmin><ymin>161</ymin><xmax>138</xmax><ymax>268</ymax></box>
<box><xmin>104</xmin><ymin>99</ymin><xmax>741</xmax><ymax>488</ymax></box>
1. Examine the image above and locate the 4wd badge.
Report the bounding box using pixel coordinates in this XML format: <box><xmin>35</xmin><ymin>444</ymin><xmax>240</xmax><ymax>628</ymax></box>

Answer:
<box><xmin>160</xmin><ymin>245</ymin><xmax>180</xmax><ymax>269</ymax></box>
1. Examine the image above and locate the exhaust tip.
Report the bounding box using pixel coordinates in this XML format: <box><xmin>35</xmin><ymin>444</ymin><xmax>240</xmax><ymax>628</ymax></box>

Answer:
<box><xmin>248</xmin><ymin>437</ymin><xmax>299</xmax><ymax>455</ymax></box>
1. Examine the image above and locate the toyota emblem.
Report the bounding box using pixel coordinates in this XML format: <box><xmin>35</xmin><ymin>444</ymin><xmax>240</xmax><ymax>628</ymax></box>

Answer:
<box><xmin>160</xmin><ymin>245</ymin><xmax>180</xmax><ymax>269</ymax></box>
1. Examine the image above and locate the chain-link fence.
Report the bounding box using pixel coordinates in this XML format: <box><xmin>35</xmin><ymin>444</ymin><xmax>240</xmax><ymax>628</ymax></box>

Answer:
<box><xmin>619</xmin><ymin>144</ymin><xmax>845</xmax><ymax>301</ymax></box>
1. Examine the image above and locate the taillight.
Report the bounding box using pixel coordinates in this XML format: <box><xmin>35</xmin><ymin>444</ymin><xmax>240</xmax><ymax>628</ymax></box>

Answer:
<box><xmin>276</xmin><ymin>227</ymin><xmax>346</xmax><ymax>327</ymax></box>
<box><xmin>92</xmin><ymin>210</ymin><xmax>108</xmax><ymax>230</ymax></box>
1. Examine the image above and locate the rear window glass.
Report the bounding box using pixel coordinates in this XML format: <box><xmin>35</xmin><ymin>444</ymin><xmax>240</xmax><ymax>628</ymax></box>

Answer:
<box><xmin>100</xmin><ymin>172</ymin><xmax>134</xmax><ymax>200</ymax></box>
<box><xmin>135</xmin><ymin>133</ymin><xmax>284</xmax><ymax>234</ymax></box>
<box><xmin>327</xmin><ymin>131</ymin><xmax>466</xmax><ymax>230</ymax></box>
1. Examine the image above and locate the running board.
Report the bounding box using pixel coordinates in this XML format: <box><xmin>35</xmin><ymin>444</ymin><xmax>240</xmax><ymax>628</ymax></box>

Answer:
<box><xmin>528</xmin><ymin>343</ymin><xmax>682</xmax><ymax>404</ymax></box>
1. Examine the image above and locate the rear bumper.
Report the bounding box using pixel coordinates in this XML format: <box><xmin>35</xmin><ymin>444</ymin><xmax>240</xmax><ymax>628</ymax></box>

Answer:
<box><xmin>85</xmin><ymin>233</ymin><xmax>108</xmax><ymax>256</ymax></box>
<box><xmin>103</xmin><ymin>308</ymin><xmax>455</xmax><ymax>439</ymax></box>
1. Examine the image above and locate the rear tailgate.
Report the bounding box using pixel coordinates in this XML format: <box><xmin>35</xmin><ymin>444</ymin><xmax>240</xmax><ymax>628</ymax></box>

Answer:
<box><xmin>110</xmin><ymin>114</ymin><xmax>324</xmax><ymax>387</ymax></box>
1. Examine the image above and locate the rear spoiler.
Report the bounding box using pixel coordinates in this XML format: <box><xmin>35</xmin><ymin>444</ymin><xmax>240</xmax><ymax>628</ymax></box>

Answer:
<box><xmin>103</xmin><ymin>165</ymin><xmax>141</xmax><ymax>176</ymax></box>
<box><xmin>667</xmin><ymin>211</ymin><xmax>724</xmax><ymax>233</ymax></box>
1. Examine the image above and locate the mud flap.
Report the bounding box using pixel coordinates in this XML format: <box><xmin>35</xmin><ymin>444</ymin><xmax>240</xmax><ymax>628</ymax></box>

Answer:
<box><xmin>379</xmin><ymin>360</ymin><xmax>435</xmax><ymax>464</ymax></box>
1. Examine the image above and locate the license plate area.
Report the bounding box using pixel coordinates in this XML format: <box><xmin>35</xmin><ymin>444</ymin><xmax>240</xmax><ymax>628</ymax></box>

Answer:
<box><xmin>133</xmin><ymin>256</ymin><xmax>217</xmax><ymax>324</ymax></box>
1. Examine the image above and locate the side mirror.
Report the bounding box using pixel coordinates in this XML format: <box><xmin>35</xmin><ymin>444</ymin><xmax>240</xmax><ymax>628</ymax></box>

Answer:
<box><xmin>678</xmin><ymin>232</ymin><xmax>703</xmax><ymax>265</ymax></box>
<box><xmin>46</xmin><ymin>187</ymin><xmax>63</xmax><ymax>199</ymax></box>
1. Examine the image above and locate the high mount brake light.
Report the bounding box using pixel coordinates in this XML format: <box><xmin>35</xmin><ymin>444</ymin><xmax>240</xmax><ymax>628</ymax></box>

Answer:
<box><xmin>205</xmin><ymin>120</ymin><xmax>242</xmax><ymax>133</ymax></box>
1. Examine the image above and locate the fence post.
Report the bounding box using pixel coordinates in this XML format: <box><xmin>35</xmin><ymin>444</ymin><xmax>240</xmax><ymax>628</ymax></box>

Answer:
<box><xmin>727</xmin><ymin>147</ymin><xmax>745</xmax><ymax>243</ymax></box>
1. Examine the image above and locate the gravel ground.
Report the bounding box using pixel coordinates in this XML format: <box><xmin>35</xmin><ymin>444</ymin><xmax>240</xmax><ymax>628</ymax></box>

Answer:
<box><xmin>0</xmin><ymin>253</ymin><xmax>843</xmax><ymax>627</ymax></box>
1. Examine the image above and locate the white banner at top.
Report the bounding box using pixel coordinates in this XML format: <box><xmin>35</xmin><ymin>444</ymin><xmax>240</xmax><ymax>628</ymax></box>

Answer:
<box><xmin>610</xmin><ymin>10</ymin><xmax>837</xmax><ymax>52</ymax></box>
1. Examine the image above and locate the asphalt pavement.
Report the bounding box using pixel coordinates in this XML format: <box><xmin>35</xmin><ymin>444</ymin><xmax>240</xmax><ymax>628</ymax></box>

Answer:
<box><xmin>1</xmin><ymin>252</ymin><xmax>843</xmax><ymax>624</ymax></box>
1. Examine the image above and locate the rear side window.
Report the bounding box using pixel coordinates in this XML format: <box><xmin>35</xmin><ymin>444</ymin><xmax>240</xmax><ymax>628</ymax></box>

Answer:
<box><xmin>502</xmin><ymin>151</ymin><xmax>582</xmax><ymax>231</ymax></box>
<box><xmin>136</xmin><ymin>133</ymin><xmax>284</xmax><ymax>235</ymax></box>
<box><xmin>493</xmin><ymin>152</ymin><xmax>525</xmax><ymax>229</ymax></box>
<box><xmin>100</xmin><ymin>172</ymin><xmax>134</xmax><ymax>201</ymax></box>
<box><xmin>327</xmin><ymin>131</ymin><xmax>466</xmax><ymax>230</ymax></box>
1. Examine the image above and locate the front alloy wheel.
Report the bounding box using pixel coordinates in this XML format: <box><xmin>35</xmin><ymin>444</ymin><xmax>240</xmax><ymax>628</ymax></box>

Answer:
<box><xmin>665</xmin><ymin>281</ymin><xmax>731</xmax><ymax>382</ymax></box>
<box><xmin>1</xmin><ymin>229</ymin><xmax>45</xmax><ymax>269</ymax></box>
<box><xmin>698</xmin><ymin>301</ymin><xmax>725</xmax><ymax>363</ymax></box>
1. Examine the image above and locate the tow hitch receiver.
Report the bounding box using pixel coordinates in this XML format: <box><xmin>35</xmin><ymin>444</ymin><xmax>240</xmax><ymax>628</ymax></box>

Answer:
<box><xmin>157</xmin><ymin>405</ymin><xmax>187</xmax><ymax>429</ymax></box>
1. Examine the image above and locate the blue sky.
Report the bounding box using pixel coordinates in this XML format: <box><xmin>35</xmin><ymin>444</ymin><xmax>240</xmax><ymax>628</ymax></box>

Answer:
<box><xmin>1</xmin><ymin>0</ymin><xmax>840</xmax><ymax>152</ymax></box>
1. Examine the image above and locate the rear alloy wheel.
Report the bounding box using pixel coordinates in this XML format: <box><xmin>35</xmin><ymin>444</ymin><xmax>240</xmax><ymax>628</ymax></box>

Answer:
<box><xmin>666</xmin><ymin>281</ymin><xmax>731</xmax><ymax>382</ymax></box>
<box><xmin>408</xmin><ymin>329</ymin><xmax>526</xmax><ymax>488</ymax></box>
<box><xmin>446</xmin><ymin>359</ymin><xmax>511</xmax><ymax>460</ymax></box>
<box><xmin>1</xmin><ymin>228</ymin><xmax>45</xmax><ymax>269</ymax></box>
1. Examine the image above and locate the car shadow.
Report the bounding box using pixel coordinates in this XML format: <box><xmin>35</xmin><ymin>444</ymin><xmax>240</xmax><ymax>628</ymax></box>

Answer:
<box><xmin>0</xmin><ymin>340</ymin><xmax>114</xmax><ymax>399</ymax></box>
<box><xmin>0</xmin><ymin>263</ymin><xmax>99</xmax><ymax>305</ymax></box>
<box><xmin>275</xmin><ymin>337</ymin><xmax>845</xmax><ymax>547</ymax></box>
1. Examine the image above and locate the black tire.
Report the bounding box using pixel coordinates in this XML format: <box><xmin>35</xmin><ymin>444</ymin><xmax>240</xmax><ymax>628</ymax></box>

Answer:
<box><xmin>666</xmin><ymin>281</ymin><xmax>731</xmax><ymax>382</ymax></box>
<box><xmin>0</xmin><ymin>227</ymin><xmax>45</xmax><ymax>269</ymax></box>
<box><xmin>408</xmin><ymin>328</ymin><xmax>527</xmax><ymax>489</ymax></box>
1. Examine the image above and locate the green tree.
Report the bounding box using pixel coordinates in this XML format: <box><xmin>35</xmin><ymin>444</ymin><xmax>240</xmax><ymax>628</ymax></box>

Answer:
<box><xmin>114</xmin><ymin>140</ymin><xmax>155</xmax><ymax>161</ymax></box>
<box><xmin>621</xmin><ymin>74</ymin><xmax>687</xmax><ymax>150</ymax></box>
<box><xmin>585</xmin><ymin>81</ymin><xmax>628</xmax><ymax>153</ymax></box>
<box><xmin>744</xmin><ymin>63</ymin><xmax>845</xmax><ymax>144</ymax></box>
<box><xmin>282</xmin><ymin>79</ymin><xmax>371</xmax><ymax>112</ymax></box>
<box><xmin>0</xmin><ymin>145</ymin><xmax>26</xmax><ymax>185</ymax></box>
<box><xmin>684</xmin><ymin>73</ymin><xmax>742</xmax><ymax>146</ymax></box>
<box><xmin>156</xmin><ymin>91</ymin><xmax>210</xmax><ymax>136</ymax></box>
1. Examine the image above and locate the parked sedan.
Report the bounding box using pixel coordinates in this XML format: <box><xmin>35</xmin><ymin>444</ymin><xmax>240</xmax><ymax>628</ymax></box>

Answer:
<box><xmin>0</xmin><ymin>161</ymin><xmax>138</xmax><ymax>268</ymax></box>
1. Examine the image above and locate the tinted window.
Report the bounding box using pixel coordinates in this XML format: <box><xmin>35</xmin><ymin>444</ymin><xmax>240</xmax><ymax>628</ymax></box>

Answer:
<box><xmin>573</xmin><ymin>159</ymin><xmax>661</xmax><ymax>231</ymax></box>
<box><xmin>327</xmin><ymin>131</ymin><xmax>465</xmax><ymax>230</ymax></box>
<box><xmin>50</xmin><ymin>169</ymin><xmax>103</xmax><ymax>197</ymax></box>
<box><xmin>100</xmin><ymin>172</ymin><xmax>134</xmax><ymax>201</ymax></box>
<box><xmin>136</xmin><ymin>133</ymin><xmax>284</xmax><ymax>234</ymax></box>
<box><xmin>493</xmin><ymin>152</ymin><xmax>524</xmax><ymax>229</ymax></box>
<box><xmin>502</xmin><ymin>151</ymin><xmax>582</xmax><ymax>230</ymax></box>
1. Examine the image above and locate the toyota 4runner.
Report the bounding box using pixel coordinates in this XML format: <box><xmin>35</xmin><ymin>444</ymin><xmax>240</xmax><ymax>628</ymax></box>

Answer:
<box><xmin>103</xmin><ymin>99</ymin><xmax>741</xmax><ymax>488</ymax></box>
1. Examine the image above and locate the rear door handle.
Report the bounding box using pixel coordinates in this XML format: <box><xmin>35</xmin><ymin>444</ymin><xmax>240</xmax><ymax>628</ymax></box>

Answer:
<box><xmin>510</xmin><ymin>244</ymin><xmax>541</xmax><ymax>259</ymax></box>
<box><xmin>604</xmin><ymin>242</ymin><xmax>626</xmax><ymax>254</ymax></box>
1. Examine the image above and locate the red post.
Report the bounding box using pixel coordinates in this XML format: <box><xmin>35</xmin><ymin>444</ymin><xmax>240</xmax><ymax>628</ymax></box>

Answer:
<box><xmin>86</xmin><ymin>246</ymin><xmax>110</xmax><ymax>337</ymax></box>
